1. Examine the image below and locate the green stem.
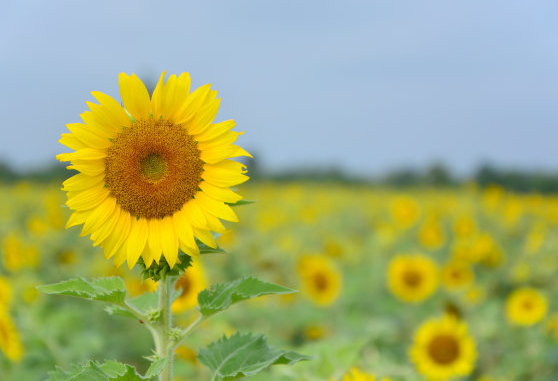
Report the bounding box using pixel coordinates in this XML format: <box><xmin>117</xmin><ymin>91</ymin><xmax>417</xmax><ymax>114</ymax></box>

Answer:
<box><xmin>157</xmin><ymin>271</ymin><xmax>176</xmax><ymax>381</ymax></box>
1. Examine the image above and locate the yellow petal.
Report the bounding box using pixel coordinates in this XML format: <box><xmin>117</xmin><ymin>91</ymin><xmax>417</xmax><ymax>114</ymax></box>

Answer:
<box><xmin>66</xmin><ymin>210</ymin><xmax>89</xmax><ymax>229</ymax></box>
<box><xmin>81</xmin><ymin>197</ymin><xmax>117</xmax><ymax>237</ymax></box>
<box><xmin>65</xmin><ymin>123</ymin><xmax>112</xmax><ymax>149</ymax></box>
<box><xmin>151</xmin><ymin>71</ymin><xmax>167</xmax><ymax>120</ymax></box>
<box><xmin>56</xmin><ymin>148</ymin><xmax>107</xmax><ymax>162</ymax></box>
<box><xmin>62</xmin><ymin>173</ymin><xmax>104</xmax><ymax>192</ymax></box>
<box><xmin>202</xmin><ymin>160</ymin><xmax>249</xmax><ymax>188</ymax></box>
<box><xmin>193</xmin><ymin>227</ymin><xmax>217</xmax><ymax>248</ymax></box>
<box><xmin>173</xmin><ymin>210</ymin><xmax>198</xmax><ymax>252</ymax></box>
<box><xmin>199</xmin><ymin>182</ymin><xmax>242</xmax><ymax>204</ymax></box>
<box><xmin>118</xmin><ymin>73</ymin><xmax>151</xmax><ymax>120</ymax></box>
<box><xmin>174</xmin><ymin>84</ymin><xmax>212</xmax><ymax>124</ymax></box>
<box><xmin>90</xmin><ymin>91</ymin><xmax>131</xmax><ymax>131</ymax></box>
<box><xmin>181</xmin><ymin>200</ymin><xmax>207</xmax><ymax>229</ymax></box>
<box><xmin>160</xmin><ymin>216</ymin><xmax>179</xmax><ymax>268</ymax></box>
<box><xmin>195</xmin><ymin>120</ymin><xmax>236</xmax><ymax>142</ymax></box>
<box><xmin>165</xmin><ymin>72</ymin><xmax>191</xmax><ymax>121</ymax></box>
<box><xmin>200</xmin><ymin>145</ymin><xmax>252</xmax><ymax>164</ymax></box>
<box><xmin>91</xmin><ymin>206</ymin><xmax>121</xmax><ymax>246</ymax></box>
<box><xmin>141</xmin><ymin>242</ymin><xmax>155</xmax><ymax>268</ymax></box>
<box><xmin>105</xmin><ymin>211</ymin><xmax>132</xmax><ymax>259</ymax></box>
<box><xmin>80</xmin><ymin>111</ymin><xmax>114</xmax><ymax>138</ymax></box>
<box><xmin>66</xmin><ymin>186</ymin><xmax>109</xmax><ymax>211</ymax></box>
<box><xmin>127</xmin><ymin>217</ymin><xmax>148</xmax><ymax>269</ymax></box>
<box><xmin>195</xmin><ymin>192</ymin><xmax>238</xmax><ymax>222</ymax></box>
<box><xmin>59</xmin><ymin>133</ymin><xmax>89</xmax><ymax>150</ymax></box>
<box><xmin>67</xmin><ymin>160</ymin><xmax>105</xmax><ymax>176</ymax></box>
<box><xmin>203</xmin><ymin>212</ymin><xmax>227</xmax><ymax>234</ymax></box>
<box><xmin>185</xmin><ymin>98</ymin><xmax>220</xmax><ymax>136</ymax></box>
<box><xmin>147</xmin><ymin>218</ymin><xmax>163</xmax><ymax>262</ymax></box>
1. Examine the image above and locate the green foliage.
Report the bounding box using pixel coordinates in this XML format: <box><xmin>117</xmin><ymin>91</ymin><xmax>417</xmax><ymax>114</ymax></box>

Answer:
<box><xmin>198</xmin><ymin>276</ymin><xmax>296</xmax><ymax>316</ymax></box>
<box><xmin>46</xmin><ymin>360</ymin><xmax>158</xmax><ymax>381</ymax></box>
<box><xmin>198</xmin><ymin>332</ymin><xmax>310</xmax><ymax>381</ymax></box>
<box><xmin>227</xmin><ymin>200</ymin><xmax>256</xmax><ymax>207</ymax></box>
<box><xmin>37</xmin><ymin>277</ymin><xmax>126</xmax><ymax>304</ymax></box>
<box><xmin>138</xmin><ymin>251</ymin><xmax>193</xmax><ymax>282</ymax></box>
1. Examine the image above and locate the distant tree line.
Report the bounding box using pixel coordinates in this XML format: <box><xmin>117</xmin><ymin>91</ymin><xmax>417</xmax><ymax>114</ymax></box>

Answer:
<box><xmin>2</xmin><ymin>160</ymin><xmax>558</xmax><ymax>193</ymax></box>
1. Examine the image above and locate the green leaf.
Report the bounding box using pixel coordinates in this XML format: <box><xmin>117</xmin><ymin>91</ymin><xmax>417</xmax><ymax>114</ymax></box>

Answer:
<box><xmin>199</xmin><ymin>242</ymin><xmax>226</xmax><ymax>255</ymax></box>
<box><xmin>198</xmin><ymin>276</ymin><xmax>296</xmax><ymax>316</ymax></box>
<box><xmin>144</xmin><ymin>358</ymin><xmax>167</xmax><ymax>379</ymax></box>
<box><xmin>104</xmin><ymin>305</ymin><xmax>138</xmax><ymax>320</ymax></box>
<box><xmin>46</xmin><ymin>360</ymin><xmax>147</xmax><ymax>381</ymax></box>
<box><xmin>198</xmin><ymin>332</ymin><xmax>310</xmax><ymax>380</ymax></box>
<box><xmin>227</xmin><ymin>200</ymin><xmax>256</xmax><ymax>207</ymax></box>
<box><xmin>37</xmin><ymin>277</ymin><xmax>126</xmax><ymax>304</ymax></box>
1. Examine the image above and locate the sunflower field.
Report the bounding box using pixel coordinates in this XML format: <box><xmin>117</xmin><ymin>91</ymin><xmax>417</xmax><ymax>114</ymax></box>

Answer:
<box><xmin>1</xmin><ymin>180</ymin><xmax>558</xmax><ymax>381</ymax></box>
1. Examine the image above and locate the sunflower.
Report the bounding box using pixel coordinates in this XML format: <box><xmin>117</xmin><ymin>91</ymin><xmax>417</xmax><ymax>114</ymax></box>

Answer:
<box><xmin>441</xmin><ymin>261</ymin><xmax>474</xmax><ymax>291</ymax></box>
<box><xmin>0</xmin><ymin>277</ymin><xmax>12</xmax><ymax>306</ymax></box>
<box><xmin>57</xmin><ymin>72</ymin><xmax>251</xmax><ymax>268</ymax></box>
<box><xmin>387</xmin><ymin>254</ymin><xmax>438</xmax><ymax>303</ymax></box>
<box><xmin>410</xmin><ymin>315</ymin><xmax>476</xmax><ymax>381</ymax></box>
<box><xmin>337</xmin><ymin>367</ymin><xmax>390</xmax><ymax>381</ymax></box>
<box><xmin>298</xmin><ymin>254</ymin><xmax>342</xmax><ymax>306</ymax></box>
<box><xmin>390</xmin><ymin>195</ymin><xmax>420</xmax><ymax>229</ymax></box>
<box><xmin>505</xmin><ymin>287</ymin><xmax>547</xmax><ymax>326</ymax></box>
<box><xmin>172</xmin><ymin>258</ymin><xmax>207</xmax><ymax>313</ymax></box>
<box><xmin>417</xmin><ymin>216</ymin><xmax>445</xmax><ymax>251</ymax></box>
<box><xmin>0</xmin><ymin>310</ymin><xmax>23</xmax><ymax>362</ymax></box>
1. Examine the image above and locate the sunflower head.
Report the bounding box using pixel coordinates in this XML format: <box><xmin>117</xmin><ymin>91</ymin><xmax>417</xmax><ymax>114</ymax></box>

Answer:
<box><xmin>441</xmin><ymin>261</ymin><xmax>474</xmax><ymax>291</ymax></box>
<box><xmin>410</xmin><ymin>315</ymin><xmax>477</xmax><ymax>381</ymax></box>
<box><xmin>387</xmin><ymin>254</ymin><xmax>438</xmax><ymax>303</ymax></box>
<box><xmin>297</xmin><ymin>254</ymin><xmax>342</xmax><ymax>306</ymax></box>
<box><xmin>505</xmin><ymin>287</ymin><xmax>548</xmax><ymax>326</ymax></box>
<box><xmin>57</xmin><ymin>72</ymin><xmax>251</xmax><ymax>270</ymax></box>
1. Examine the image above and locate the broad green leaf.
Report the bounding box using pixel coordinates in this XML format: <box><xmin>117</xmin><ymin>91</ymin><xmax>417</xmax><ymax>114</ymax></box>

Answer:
<box><xmin>198</xmin><ymin>332</ymin><xmax>310</xmax><ymax>380</ymax></box>
<box><xmin>126</xmin><ymin>289</ymin><xmax>181</xmax><ymax>315</ymax></box>
<box><xmin>144</xmin><ymin>358</ymin><xmax>168</xmax><ymax>378</ymax></box>
<box><xmin>227</xmin><ymin>200</ymin><xmax>256</xmax><ymax>207</ymax></box>
<box><xmin>198</xmin><ymin>276</ymin><xmax>296</xmax><ymax>316</ymax></box>
<box><xmin>104</xmin><ymin>305</ymin><xmax>138</xmax><ymax>320</ymax></box>
<box><xmin>46</xmin><ymin>360</ymin><xmax>147</xmax><ymax>381</ymax></box>
<box><xmin>37</xmin><ymin>277</ymin><xmax>126</xmax><ymax>304</ymax></box>
<box><xmin>199</xmin><ymin>242</ymin><xmax>226</xmax><ymax>255</ymax></box>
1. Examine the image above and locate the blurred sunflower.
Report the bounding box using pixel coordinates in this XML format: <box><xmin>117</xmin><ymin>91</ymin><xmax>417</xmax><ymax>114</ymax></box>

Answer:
<box><xmin>410</xmin><ymin>315</ymin><xmax>476</xmax><ymax>381</ymax></box>
<box><xmin>298</xmin><ymin>255</ymin><xmax>342</xmax><ymax>306</ymax></box>
<box><xmin>337</xmin><ymin>367</ymin><xmax>390</xmax><ymax>381</ymax></box>
<box><xmin>417</xmin><ymin>216</ymin><xmax>445</xmax><ymax>251</ymax></box>
<box><xmin>0</xmin><ymin>310</ymin><xmax>23</xmax><ymax>362</ymax></box>
<box><xmin>441</xmin><ymin>262</ymin><xmax>474</xmax><ymax>291</ymax></box>
<box><xmin>387</xmin><ymin>254</ymin><xmax>438</xmax><ymax>303</ymax></box>
<box><xmin>172</xmin><ymin>259</ymin><xmax>207</xmax><ymax>313</ymax></box>
<box><xmin>0</xmin><ymin>277</ymin><xmax>12</xmax><ymax>306</ymax></box>
<box><xmin>57</xmin><ymin>72</ymin><xmax>251</xmax><ymax>269</ymax></box>
<box><xmin>390</xmin><ymin>195</ymin><xmax>420</xmax><ymax>229</ymax></box>
<box><xmin>505</xmin><ymin>287</ymin><xmax>547</xmax><ymax>326</ymax></box>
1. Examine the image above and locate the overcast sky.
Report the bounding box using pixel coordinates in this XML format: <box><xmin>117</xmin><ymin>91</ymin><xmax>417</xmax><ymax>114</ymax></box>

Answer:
<box><xmin>1</xmin><ymin>0</ymin><xmax>557</xmax><ymax>175</ymax></box>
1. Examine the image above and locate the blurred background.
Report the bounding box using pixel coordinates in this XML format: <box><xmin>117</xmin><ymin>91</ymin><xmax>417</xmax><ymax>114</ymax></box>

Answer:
<box><xmin>2</xmin><ymin>1</ymin><xmax>558</xmax><ymax>380</ymax></box>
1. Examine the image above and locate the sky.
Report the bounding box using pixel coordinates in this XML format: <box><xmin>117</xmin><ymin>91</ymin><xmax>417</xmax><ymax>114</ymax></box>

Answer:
<box><xmin>1</xmin><ymin>0</ymin><xmax>557</xmax><ymax>176</ymax></box>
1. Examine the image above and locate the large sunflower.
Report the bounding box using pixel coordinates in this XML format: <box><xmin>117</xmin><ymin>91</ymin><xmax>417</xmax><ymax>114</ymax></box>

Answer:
<box><xmin>409</xmin><ymin>315</ymin><xmax>476</xmax><ymax>381</ymax></box>
<box><xmin>57</xmin><ymin>72</ymin><xmax>251</xmax><ymax>269</ymax></box>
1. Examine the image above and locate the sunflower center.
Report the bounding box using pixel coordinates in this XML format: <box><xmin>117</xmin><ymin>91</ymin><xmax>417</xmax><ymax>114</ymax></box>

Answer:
<box><xmin>140</xmin><ymin>153</ymin><xmax>167</xmax><ymax>182</ymax></box>
<box><xmin>403</xmin><ymin>270</ymin><xmax>422</xmax><ymax>287</ymax></box>
<box><xmin>105</xmin><ymin>119</ymin><xmax>204</xmax><ymax>219</ymax></box>
<box><xmin>313</xmin><ymin>273</ymin><xmax>328</xmax><ymax>291</ymax></box>
<box><xmin>428</xmin><ymin>335</ymin><xmax>460</xmax><ymax>365</ymax></box>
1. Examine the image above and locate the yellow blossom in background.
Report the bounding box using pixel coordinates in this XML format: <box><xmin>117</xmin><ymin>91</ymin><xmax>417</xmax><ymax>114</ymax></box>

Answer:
<box><xmin>524</xmin><ymin>223</ymin><xmax>546</xmax><ymax>255</ymax></box>
<box><xmin>453</xmin><ymin>215</ymin><xmax>477</xmax><ymax>239</ymax></box>
<box><xmin>298</xmin><ymin>254</ymin><xmax>342</xmax><ymax>306</ymax></box>
<box><xmin>441</xmin><ymin>262</ymin><xmax>474</xmax><ymax>291</ymax></box>
<box><xmin>464</xmin><ymin>285</ymin><xmax>486</xmax><ymax>306</ymax></box>
<box><xmin>387</xmin><ymin>254</ymin><xmax>438</xmax><ymax>303</ymax></box>
<box><xmin>418</xmin><ymin>216</ymin><xmax>445</xmax><ymax>250</ymax></box>
<box><xmin>0</xmin><ymin>310</ymin><xmax>23</xmax><ymax>362</ymax></box>
<box><xmin>57</xmin><ymin>71</ymin><xmax>251</xmax><ymax>269</ymax></box>
<box><xmin>506</xmin><ymin>287</ymin><xmax>547</xmax><ymax>326</ymax></box>
<box><xmin>0</xmin><ymin>277</ymin><xmax>12</xmax><ymax>306</ymax></box>
<box><xmin>390</xmin><ymin>195</ymin><xmax>420</xmax><ymax>229</ymax></box>
<box><xmin>172</xmin><ymin>259</ymin><xmax>207</xmax><ymax>313</ymax></box>
<box><xmin>175</xmin><ymin>345</ymin><xmax>198</xmax><ymax>364</ymax></box>
<box><xmin>339</xmin><ymin>367</ymin><xmax>390</xmax><ymax>381</ymax></box>
<box><xmin>1</xmin><ymin>233</ymin><xmax>40</xmax><ymax>271</ymax></box>
<box><xmin>410</xmin><ymin>315</ymin><xmax>476</xmax><ymax>381</ymax></box>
